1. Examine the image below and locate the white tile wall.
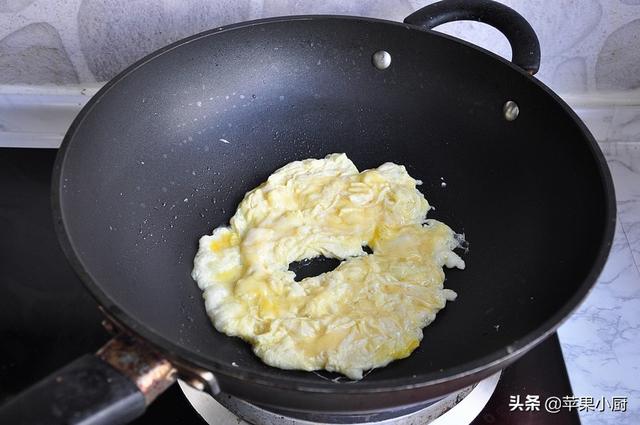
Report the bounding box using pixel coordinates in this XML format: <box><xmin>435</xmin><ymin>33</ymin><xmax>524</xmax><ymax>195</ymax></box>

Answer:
<box><xmin>1</xmin><ymin>1</ymin><xmax>640</xmax><ymax>94</ymax></box>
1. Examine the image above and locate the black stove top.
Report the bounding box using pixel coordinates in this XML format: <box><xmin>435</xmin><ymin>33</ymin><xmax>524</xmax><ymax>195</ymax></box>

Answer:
<box><xmin>0</xmin><ymin>148</ymin><xmax>579</xmax><ymax>425</ymax></box>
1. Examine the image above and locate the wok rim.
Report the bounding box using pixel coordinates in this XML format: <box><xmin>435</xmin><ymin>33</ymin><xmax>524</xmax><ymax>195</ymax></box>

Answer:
<box><xmin>51</xmin><ymin>14</ymin><xmax>617</xmax><ymax>394</ymax></box>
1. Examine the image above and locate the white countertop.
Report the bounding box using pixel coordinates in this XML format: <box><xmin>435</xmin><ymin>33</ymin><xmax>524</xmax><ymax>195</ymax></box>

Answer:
<box><xmin>1</xmin><ymin>85</ymin><xmax>638</xmax><ymax>424</ymax></box>
<box><xmin>559</xmin><ymin>141</ymin><xmax>640</xmax><ymax>425</ymax></box>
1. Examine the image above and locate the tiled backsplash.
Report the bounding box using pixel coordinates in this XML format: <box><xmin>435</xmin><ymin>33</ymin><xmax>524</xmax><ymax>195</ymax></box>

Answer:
<box><xmin>1</xmin><ymin>0</ymin><xmax>640</xmax><ymax>93</ymax></box>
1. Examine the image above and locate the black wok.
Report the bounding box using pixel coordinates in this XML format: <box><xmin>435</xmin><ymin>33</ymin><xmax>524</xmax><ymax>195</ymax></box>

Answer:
<box><xmin>0</xmin><ymin>1</ymin><xmax>615</xmax><ymax>424</ymax></box>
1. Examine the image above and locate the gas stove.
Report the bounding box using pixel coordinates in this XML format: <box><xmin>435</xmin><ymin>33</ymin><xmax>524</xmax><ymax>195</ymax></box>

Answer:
<box><xmin>179</xmin><ymin>371</ymin><xmax>500</xmax><ymax>424</ymax></box>
<box><xmin>0</xmin><ymin>148</ymin><xmax>580</xmax><ymax>424</ymax></box>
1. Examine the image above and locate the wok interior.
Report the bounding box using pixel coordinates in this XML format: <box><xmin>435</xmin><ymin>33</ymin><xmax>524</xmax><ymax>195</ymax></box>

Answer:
<box><xmin>58</xmin><ymin>19</ymin><xmax>608</xmax><ymax>385</ymax></box>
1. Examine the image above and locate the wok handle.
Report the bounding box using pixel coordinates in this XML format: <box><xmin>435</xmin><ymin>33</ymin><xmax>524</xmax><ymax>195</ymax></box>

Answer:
<box><xmin>0</xmin><ymin>334</ymin><xmax>176</xmax><ymax>425</ymax></box>
<box><xmin>404</xmin><ymin>0</ymin><xmax>541</xmax><ymax>75</ymax></box>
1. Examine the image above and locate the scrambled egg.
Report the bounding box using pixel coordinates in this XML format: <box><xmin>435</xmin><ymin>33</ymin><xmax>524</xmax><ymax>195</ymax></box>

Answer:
<box><xmin>192</xmin><ymin>153</ymin><xmax>465</xmax><ymax>379</ymax></box>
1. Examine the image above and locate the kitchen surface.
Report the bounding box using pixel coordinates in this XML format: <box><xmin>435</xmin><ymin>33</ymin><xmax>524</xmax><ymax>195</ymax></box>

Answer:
<box><xmin>1</xmin><ymin>1</ymin><xmax>639</xmax><ymax>424</ymax></box>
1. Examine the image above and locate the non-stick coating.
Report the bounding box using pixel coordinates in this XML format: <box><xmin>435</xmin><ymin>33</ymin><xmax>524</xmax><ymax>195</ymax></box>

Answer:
<box><xmin>54</xmin><ymin>16</ymin><xmax>614</xmax><ymax>405</ymax></box>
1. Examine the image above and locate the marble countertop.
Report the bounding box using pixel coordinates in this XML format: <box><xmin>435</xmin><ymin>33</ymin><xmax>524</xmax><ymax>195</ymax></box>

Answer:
<box><xmin>558</xmin><ymin>141</ymin><xmax>640</xmax><ymax>425</ymax></box>
<box><xmin>0</xmin><ymin>86</ymin><xmax>638</xmax><ymax>424</ymax></box>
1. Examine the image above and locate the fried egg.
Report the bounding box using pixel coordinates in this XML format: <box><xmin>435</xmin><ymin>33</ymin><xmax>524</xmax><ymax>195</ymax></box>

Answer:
<box><xmin>192</xmin><ymin>153</ymin><xmax>465</xmax><ymax>379</ymax></box>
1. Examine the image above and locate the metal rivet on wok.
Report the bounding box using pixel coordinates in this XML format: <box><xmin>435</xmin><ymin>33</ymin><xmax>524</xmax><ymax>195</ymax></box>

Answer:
<box><xmin>503</xmin><ymin>100</ymin><xmax>519</xmax><ymax>121</ymax></box>
<box><xmin>372</xmin><ymin>50</ymin><xmax>391</xmax><ymax>70</ymax></box>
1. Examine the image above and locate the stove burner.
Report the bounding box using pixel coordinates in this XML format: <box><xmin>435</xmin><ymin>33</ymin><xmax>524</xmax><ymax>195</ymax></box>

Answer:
<box><xmin>179</xmin><ymin>372</ymin><xmax>501</xmax><ymax>425</ymax></box>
